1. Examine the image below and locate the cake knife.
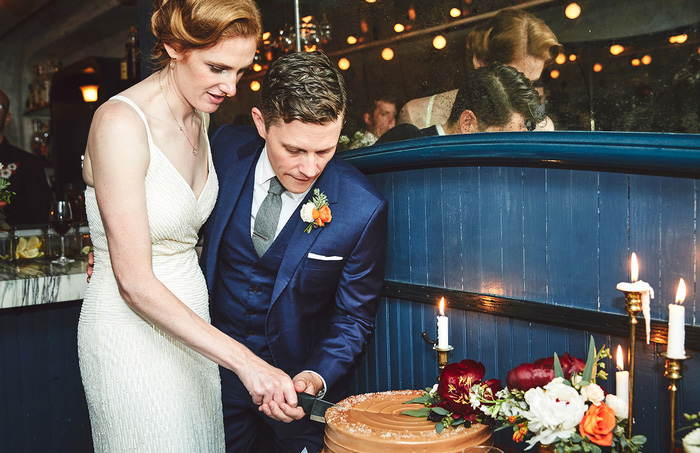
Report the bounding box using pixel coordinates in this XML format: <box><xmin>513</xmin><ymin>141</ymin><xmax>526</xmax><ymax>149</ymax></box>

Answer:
<box><xmin>297</xmin><ymin>392</ymin><xmax>334</xmax><ymax>423</ymax></box>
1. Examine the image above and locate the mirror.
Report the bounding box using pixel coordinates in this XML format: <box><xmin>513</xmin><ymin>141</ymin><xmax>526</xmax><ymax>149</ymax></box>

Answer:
<box><xmin>228</xmin><ymin>0</ymin><xmax>700</xmax><ymax>149</ymax></box>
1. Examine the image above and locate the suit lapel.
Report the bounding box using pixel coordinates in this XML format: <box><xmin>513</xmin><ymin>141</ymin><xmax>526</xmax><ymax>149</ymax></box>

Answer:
<box><xmin>270</xmin><ymin>159</ymin><xmax>342</xmax><ymax>304</ymax></box>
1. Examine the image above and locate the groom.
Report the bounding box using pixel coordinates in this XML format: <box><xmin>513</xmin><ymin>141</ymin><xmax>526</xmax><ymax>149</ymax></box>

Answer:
<box><xmin>201</xmin><ymin>52</ymin><xmax>388</xmax><ymax>452</ymax></box>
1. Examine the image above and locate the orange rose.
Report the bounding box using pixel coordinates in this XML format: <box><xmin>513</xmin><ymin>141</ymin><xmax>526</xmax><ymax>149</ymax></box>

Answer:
<box><xmin>579</xmin><ymin>402</ymin><xmax>616</xmax><ymax>446</ymax></box>
<box><xmin>318</xmin><ymin>205</ymin><xmax>332</xmax><ymax>223</ymax></box>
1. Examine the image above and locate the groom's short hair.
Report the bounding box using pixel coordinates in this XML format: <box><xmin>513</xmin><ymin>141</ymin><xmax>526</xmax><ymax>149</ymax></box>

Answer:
<box><xmin>258</xmin><ymin>51</ymin><xmax>347</xmax><ymax>129</ymax></box>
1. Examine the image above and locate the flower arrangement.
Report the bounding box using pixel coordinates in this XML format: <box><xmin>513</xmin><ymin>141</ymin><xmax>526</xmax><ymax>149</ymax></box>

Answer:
<box><xmin>402</xmin><ymin>337</ymin><xmax>647</xmax><ymax>452</ymax></box>
<box><xmin>680</xmin><ymin>411</ymin><xmax>700</xmax><ymax>452</ymax></box>
<box><xmin>0</xmin><ymin>163</ymin><xmax>15</xmax><ymax>204</ymax></box>
<box><xmin>300</xmin><ymin>188</ymin><xmax>332</xmax><ymax>233</ymax></box>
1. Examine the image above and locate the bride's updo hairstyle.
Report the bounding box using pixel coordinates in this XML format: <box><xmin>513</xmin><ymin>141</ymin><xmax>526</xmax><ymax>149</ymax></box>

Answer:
<box><xmin>466</xmin><ymin>8</ymin><xmax>562</xmax><ymax>69</ymax></box>
<box><xmin>150</xmin><ymin>0</ymin><xmax>263</xmax><ymax>70</ymax></box>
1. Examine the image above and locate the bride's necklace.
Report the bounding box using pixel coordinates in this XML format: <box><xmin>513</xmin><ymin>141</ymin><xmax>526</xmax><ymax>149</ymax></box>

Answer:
<box><xmin>159</xmin><ymin>77</ymin><xmax>199</xmax><ymax>156</ymax></box>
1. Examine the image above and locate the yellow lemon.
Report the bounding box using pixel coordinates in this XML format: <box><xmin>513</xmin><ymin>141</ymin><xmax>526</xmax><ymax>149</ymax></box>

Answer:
<box><xmin>27</xmin><ymin>236</ymin><xmax>41</xmax><ymax>250</ymax></box>
<box><xmin>19</xmin><ymin>248</ymin><xmax>40</xmax><ymax>259</ymax></box>
<box><xmin>81</xmin><ymin>246</ymin><xmax>92</xmax><ymax>255</ymax></box>
<box><xmin>16</xmin><ymin>237</ymin><xmax>27</xmax><ymax>253</ymax></box>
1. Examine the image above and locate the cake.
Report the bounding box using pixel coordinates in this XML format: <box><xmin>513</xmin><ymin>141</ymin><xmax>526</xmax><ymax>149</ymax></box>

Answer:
<box><xmin>323</xmin><ymin>390</ymin><xmax>493</xmax><ymax>452</ymax></box>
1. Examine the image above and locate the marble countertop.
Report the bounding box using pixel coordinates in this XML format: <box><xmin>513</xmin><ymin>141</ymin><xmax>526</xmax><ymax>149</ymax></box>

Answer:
<box><xmin>0</xmin><ymin>259</ymin><xmax>88</xmax><ymax>309</ymax></box>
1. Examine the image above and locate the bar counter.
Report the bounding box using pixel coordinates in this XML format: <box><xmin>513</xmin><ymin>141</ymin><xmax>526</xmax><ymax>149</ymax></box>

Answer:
<box><xmin>0</xmin><ymin>258</ymin><xmax>88</xmax><ymax>309</ymax></box>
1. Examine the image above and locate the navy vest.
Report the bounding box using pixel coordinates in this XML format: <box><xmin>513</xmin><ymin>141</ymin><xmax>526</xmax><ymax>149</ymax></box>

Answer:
<box><xmin>213</xmin><ymin>160</ymin><xmax>300</xmax><ymax>362</ymax></box>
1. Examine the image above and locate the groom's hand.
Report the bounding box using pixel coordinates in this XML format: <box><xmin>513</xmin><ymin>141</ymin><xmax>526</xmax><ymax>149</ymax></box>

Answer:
<box><xmin>292</xmin><ymin>371</ymin><xmax>323</xmax><ymax>397</ymax></box>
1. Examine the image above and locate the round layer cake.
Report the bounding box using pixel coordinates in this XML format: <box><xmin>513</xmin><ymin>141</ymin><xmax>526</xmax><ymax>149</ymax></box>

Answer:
<box><xmin>323</xmin><ymin>389</ymin><xmax>493</xmax><ymax>453</ymax></box>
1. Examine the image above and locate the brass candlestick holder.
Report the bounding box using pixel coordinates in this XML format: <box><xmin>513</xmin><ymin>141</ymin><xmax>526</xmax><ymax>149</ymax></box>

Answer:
<box><xmin>660</xmin><ymin>352</ymin><xmax>689</xmax><ymax>453</ymax></box>
<box><xmin>619</xmin><ymin>288</ymin><xmax>643</xmax><ymax>439</ymax></box>
<box><xmin>421</xmin><ymin>332</ymin><xmax>453</xmax><ymax>377</ymax></box>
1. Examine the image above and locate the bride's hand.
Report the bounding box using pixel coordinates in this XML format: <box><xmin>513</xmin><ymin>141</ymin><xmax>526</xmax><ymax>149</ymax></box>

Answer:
<box><xmin>238</xmin><ymin>358</ymin><xmax>303</xmax><ymax>422</ymax></box>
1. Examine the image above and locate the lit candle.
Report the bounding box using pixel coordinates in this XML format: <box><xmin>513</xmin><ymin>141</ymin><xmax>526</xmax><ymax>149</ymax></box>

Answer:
<box><xmin>437</xmin><ymin>297</ymin><xmax>449</xmax><ymax>349</ymax></box>
<box><xmin>616</xmin><ymin>253</ymin><xmax>654</xmax><ymax>344</ymax></box>
<box><xmin>667</xmin><ymin>278</ymin><xmax>686</xmax><ymax>359</ymax></box>
<box><xmin>615</xmin><ymin>345</ymin><xmax>629</xmax><ymax>402</ymax></box>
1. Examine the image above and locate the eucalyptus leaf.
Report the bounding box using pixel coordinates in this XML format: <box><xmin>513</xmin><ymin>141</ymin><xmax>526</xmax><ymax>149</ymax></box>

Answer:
<box><xmin>431</xmin><ymin>406</ymin><xmax>449</xmax><ymax>415</ymax></box>
<box><xmin>403</xmin><ymin>395</ymin><xmax>429</xmax><ymax>404</ymax></box>
<box><xmin>452</xmin><ymin>418</ymin><xmax>465</xmax><ymax>426</ymax></box>
<box><xmin>631</xmin><ymin>435</ymin><xmax>647</xmax><ymax>443</ymax></box>
<box><xmin>435</xmin><ymin>422</ymin><xmax>444</xmax><ymax>434</ymax></box>
<box><xmin>401</xmin><ymin>408</ymin><xmax>431</xmax><ymax>417</ymax></box>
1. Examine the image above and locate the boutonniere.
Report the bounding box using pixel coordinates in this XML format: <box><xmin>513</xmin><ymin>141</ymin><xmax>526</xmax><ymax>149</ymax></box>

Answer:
<box><xmin>300</xmin><ymin>188</ymin><xmax>332</xmax><ymax>233</ymax></box>
<box><xmin>0</xmin><ymin>162</ymin><xmax>19</xmax><ymax>180</ymax></box>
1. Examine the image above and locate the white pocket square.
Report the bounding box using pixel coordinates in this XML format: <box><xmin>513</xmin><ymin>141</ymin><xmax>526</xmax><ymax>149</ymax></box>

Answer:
<box><xmin>308</xmin><ymin>252</ymin><xmax>343</xmax><ymax>261</ymax></box>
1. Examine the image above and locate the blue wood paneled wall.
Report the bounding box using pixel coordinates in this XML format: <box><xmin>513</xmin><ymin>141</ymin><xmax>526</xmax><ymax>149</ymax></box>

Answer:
<box><xmin>346</xmin><ymin>132</ymin><xmax>700</xmax><ymax>451</ymax></box>
<box><xmin>0</xmin><ymin>302</ymin><xmax>92</xmax><ymax>453</ymax></box>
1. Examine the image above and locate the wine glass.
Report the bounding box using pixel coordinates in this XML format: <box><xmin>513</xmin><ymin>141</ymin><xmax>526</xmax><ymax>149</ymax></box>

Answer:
<box><xmin>50</xmin><ymin>200</ymin><xmax>74</xmax><ymax>265</ymax></box>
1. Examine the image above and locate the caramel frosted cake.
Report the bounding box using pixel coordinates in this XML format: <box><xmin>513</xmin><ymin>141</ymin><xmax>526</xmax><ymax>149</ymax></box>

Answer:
<box><xmin>323</xmin><ymin>390</ymin><xmax>493</xmax><ymax>453</ymax></box>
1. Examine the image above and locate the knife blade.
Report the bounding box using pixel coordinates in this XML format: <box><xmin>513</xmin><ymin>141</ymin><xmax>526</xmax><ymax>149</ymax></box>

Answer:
<box><xmin>296</xmin><ymin>392</ymin><xmax>334</xmax><ymax>423</ymax></box>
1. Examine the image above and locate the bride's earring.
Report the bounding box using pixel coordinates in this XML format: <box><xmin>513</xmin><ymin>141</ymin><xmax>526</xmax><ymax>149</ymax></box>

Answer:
<box><xmin>170</xmin><ymin>58</ymin><xmax>176</xmax><ymax>69</ymax></box>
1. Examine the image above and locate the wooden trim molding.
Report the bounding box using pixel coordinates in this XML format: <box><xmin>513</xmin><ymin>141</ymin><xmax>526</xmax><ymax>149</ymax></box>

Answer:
<box><xmin>382</xmin><ymin>280</ymin><xmax>700</xmax><ymax>351</ymax></box>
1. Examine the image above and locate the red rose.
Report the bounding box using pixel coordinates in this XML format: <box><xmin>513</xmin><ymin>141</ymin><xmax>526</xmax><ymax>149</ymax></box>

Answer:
<box><xmin>506</xmin><ymin>353</ymin><xmax>585</xmax><ymax>391</ymax></box>
<box><xmin>436</xmin><ymin>360</ymin><xmax>502</xmax><ymax>420</ymax></box>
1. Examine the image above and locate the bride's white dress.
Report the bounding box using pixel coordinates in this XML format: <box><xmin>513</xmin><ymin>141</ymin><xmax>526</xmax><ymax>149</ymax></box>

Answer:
<box><xmin>78</xmin><ymin>95</ymin><xmax>224</xmax><ymax>452</ymax></box>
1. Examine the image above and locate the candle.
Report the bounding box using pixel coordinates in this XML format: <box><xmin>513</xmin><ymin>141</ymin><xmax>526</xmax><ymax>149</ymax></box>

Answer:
<box><xmin>667</xmin><ymin>278</ymin><xmax>687</xmax><ymax>359</ymax></box>
<box><xmin>437</xmin><ymin>297</ymin><xmax>449</xmax><ymax>349</ymax></box>
<box><xmin>616</xmin><ymin>253</ymin><xmax>654</xmax><ymax>344</ymax></box>
<box><xmin>615</xmin><ymin>345</ymin><xmax>629</xmax><ymax>402</ymax></box>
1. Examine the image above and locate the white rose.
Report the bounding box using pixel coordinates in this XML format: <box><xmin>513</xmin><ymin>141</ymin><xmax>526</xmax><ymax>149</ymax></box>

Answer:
<box><xmin>605</xmin><ymin>394</ymin><xmax>628</xmax><ymax>420</ymax></box>
<box><xmin>580</xmin><ymin>382</ymin><xmax>605</xmax><ymax>406</ymax></box>
<box><xmin>684</xmin><ymin>427</ymin><xmax>700</xmax><ymax>451</ymax></box>
<box><xmin>300</xmin><ymin>202</ymin><xmax>315</xmax><ymax>223</ymax></box>
<box><xmin>521</xmin><ymin>378</ymin><xmax>587</xmax><ymax>449</ymax></box>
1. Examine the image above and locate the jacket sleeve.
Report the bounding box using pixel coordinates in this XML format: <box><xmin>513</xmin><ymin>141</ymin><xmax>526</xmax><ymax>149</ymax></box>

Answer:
<box><xmin>302</xmin><ymin>197</ymin><xmax>388</xmax><ymax>391</ymax></box>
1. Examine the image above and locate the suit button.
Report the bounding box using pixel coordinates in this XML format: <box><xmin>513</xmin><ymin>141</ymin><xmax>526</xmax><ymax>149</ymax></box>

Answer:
<box><xmin>252</xmin><ymin>286</ymin><xmax>260</xmax><ymax>293</ymax></box>
<box><xmin>246</xmin><ymin>310</ymin><xmax>254</xmax><ymax>316</ymax></box>
<box><xmin>246</xmin><ymin>330</ymin><xmax>254</xmax><ymax>337</ymax></box>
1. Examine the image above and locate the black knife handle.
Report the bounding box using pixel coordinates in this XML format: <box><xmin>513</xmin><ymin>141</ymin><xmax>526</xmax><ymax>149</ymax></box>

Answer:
<box><xmin>296</xmin><ymin>392</ymin><xmax>315</xmax><ymax>413</ymax></box>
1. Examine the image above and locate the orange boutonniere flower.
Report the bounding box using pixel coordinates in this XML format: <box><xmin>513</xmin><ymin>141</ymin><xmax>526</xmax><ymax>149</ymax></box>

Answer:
<box><xmin>300</xmin><ymin>189</ymin><xmax>332</xmax><ymax>233</ymax></box>
<box><xmin>579</xmin><ymin>401</ymin><xmax>616</xmax><ymax>446</ymax></box>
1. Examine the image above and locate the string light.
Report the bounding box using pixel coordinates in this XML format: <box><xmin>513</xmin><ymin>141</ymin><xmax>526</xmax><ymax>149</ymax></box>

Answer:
<box><xmin>433</xmin><ymin>35</ymin><xmax>447</xmax><ymax>50</ymax></box>
<box><xmin>593</xmin><ymin>63</ymin><xmax>603</xmax><ymax>72</ymax></box>
<box><xmin>631</xmin><ymin>58</ymin><xmax>640</xmax><ymax>66</ymax></box>
<box><xmin>365</xmin><ymin>0</ymin><xmax>376</xmax><ymax>3</ymax></box>
<box><xmin>555</xmin><ymin>53</ymin><xmax>566</xmax><ymax>64</ymax></box>
<box><xmin>250</xmin><ymin>80</ymin><xmax>261</xmax><ymax>91</ymax></box>
<box><xmin>669</xmin><ymin>34</ymin><xmax>688</xmax><ymax>44</ymax></box>
<box><xmin>565</xmin><ymin>3</ymin><xmax>581</xmax><ymax>19</ymax></box>
<box><xmin>641</xmin><ymin>55</ymin><xmax>652</xmax><ymax>65</ymax></box>
<box><xmin>550</xmin><ymin>69</ymin><xmax>560</xmax><ymax>79</ymax></box>
<box><xmin>338</xmin><ymin>58</ymin><xmax>350</xmax><ymax>70</ymax></box>
<box><xmin>394</xmin><ymin>23</ymin><xmax>405</xmax><ymax>33</ymax></box>
<box><xmin>381</xmin><ymin>47</ymin><xmax>395</xmax><ymax>60</ymax></box>
<box><xmin>569</xmin><ymin>54</ymin><xmax>577</xmax><ymax>62</ymax></box>
<box><xmin>610</xmin><ymin>45</ymin><xmax>624</xmax><ymax>55</ymax></box>
<box><xmin>450</xmin><ymin>8</ymin><xmax>461</xmax><ymax>18</ymax></box>
<box><xmin>252</xmin><ymin>63</ymin><xmax>262</xmax><ymax>72</ymax></box>
<box><xmin>347</xmin><ymin>36</ymin><xmax>357</xmax><ymax>45</ymax></box>
<box><xmin>262</xmin><ymin>32</ymin><xmax>270</xmax><ymax>40</ymax></box>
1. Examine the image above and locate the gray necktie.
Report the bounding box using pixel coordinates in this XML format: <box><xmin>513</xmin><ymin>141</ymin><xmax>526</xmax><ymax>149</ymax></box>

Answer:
<box><xmin>252</xmin><ymin>176</ymin><xmax>284</xmax><ymax>257</ymax></box>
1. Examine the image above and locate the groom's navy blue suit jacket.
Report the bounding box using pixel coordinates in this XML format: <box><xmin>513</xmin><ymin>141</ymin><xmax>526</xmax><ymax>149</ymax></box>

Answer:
<box><xmin>201</xmin><ymin>125</ymin><xmax>388</xmax><ymax>393</ymax></box>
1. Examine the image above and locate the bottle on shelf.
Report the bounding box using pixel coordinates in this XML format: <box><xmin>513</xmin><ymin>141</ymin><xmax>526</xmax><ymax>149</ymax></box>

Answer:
<box><xmin>126</xmin><ymin>26</ymin><xmax>140</xmax><ymax>82</ymax></box>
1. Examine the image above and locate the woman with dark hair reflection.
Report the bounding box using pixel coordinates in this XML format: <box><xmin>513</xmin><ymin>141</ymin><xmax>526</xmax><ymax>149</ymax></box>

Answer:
<box><xmin>378</xmin><ymin>65</ymin><xmax>545</xmax><ymax>144</ymax></box>
<box><xmin>398</xmin><ymin>8</ymin><xmax>561</xmax><ymax>131</ymax></box>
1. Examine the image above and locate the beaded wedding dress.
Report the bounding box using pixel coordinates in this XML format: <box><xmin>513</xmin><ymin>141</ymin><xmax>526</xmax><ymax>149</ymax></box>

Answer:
<box><xmin>78</xmin><ymin>95</ymin><xmax>224</xmax><ymax>452</ymax></box>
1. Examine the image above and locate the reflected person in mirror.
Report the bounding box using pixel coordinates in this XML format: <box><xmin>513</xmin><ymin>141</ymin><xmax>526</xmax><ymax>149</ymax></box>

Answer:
<box><xmin>0</xmin><ymin>88</ymin><xmax>51</xmax><ymax>227</ymax></box>
<box><xmin>377</xmin><ymin>64</ymin><xmax>546</xmax><ymax>144</ymax></box>
<box><xmin>202</xmin><ymin>51</ymin><xmax>388</xmax><ymax>452</ymax></box>
<box><xmin>398</xmin><ymin>8</ymin><xmax>560</xmax><ymax>131</ymax></box>
<box><xmin>347</xmin><ymin>97</ymin><xmax>397</xmax><ymax>149</ymax></box>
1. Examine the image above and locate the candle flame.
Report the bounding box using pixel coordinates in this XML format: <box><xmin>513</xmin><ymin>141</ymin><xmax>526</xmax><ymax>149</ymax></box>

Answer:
<box><xmin>439</xmin><ymin>297</ymin><xmax>445</xmax><ymax>316</ymax></box>
<box><xmin>676</xmin><ymin>278</ymin><xmax>686</xmax><ymax>304</ymax></box>
<box><xmin>616</xmin><ymin>345</ymin><xmax>624</xmax><ymax>371</ymax></box>
<box><xmin>630</xmin><ymin>253</ymin><xmax>638</xmax><ymax>282</ymax></box>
